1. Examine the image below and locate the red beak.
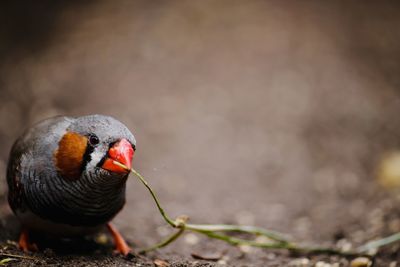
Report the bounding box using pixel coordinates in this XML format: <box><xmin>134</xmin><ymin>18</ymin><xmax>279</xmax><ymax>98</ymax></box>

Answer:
<box><xmin>102</xmin><ymin>138</ymin><xmax>134</xmax><ymax>174</ymax></box>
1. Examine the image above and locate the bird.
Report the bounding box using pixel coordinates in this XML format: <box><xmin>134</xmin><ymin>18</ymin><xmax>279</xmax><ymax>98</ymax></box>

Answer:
<box><xmin>6</xmin><ymin>114</ymin><xmax>136</xmax><ymax>255</ymax></box>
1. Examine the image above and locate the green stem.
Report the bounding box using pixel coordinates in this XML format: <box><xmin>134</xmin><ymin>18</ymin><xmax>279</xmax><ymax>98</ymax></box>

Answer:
<box><xmin>139</xmin><ymin>228</ymin><xmax>186</xmax><ymax>254</ymax></box>
<box><xmin>124</xmin><ymin>164</ymin><xmax>290</xmax><ymax>243</ymax></box>
<box><xmin>0</xmin><ymin>253</ymin><xmax>36</xmax><ymax>260</ymax></box>
<box><xmin>114</xmin><ymin>161</ymin><xmax>365</xmax><ymax>257</ymax></box>
<box><xmin>129</xmin><ymin>168</ymin><xmax>177</xmax><ymax>227</ymax></box>
<box><xmin>358</xmin><ymin>232</ymin><xmax>400</xmax><ymax>253</ymax></box>
<box><xmin>185</xmin><ymin>223</ymin><xmax>290</xmax><ymax>244</ymax></box>
<box><xmin>190</xmin><ymin>230</ymin><xmax>362</xmax><ymax>257</ymax></box>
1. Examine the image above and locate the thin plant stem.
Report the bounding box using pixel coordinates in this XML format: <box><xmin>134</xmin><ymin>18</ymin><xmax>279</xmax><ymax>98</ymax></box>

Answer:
<box><xmin>139</xmin><ymin>228</ymin><xmax>185</xmax><ymax>254</ymax></box>
<box><xmin>0</xmin><ymin>253</ymin><xmax>36</xmax><ymax>260</ymax></box>
<box><xmin>184</xmin><ymin>224</ymin><xmax>290</xmax><ymax>244</ymax></box>
<box><xmin>358</xmin><ymin>232</ymin><xmax>400</xmax><ymax>253</ymax></box>
<box><xmin>120</xmin><ymin>162</ymin><xmax>290</xmax><ymax>243</ymax></box>
<box><xmin>113</xmin><ymin>161</ymin><xmax>364</xmax><ymax>257</ymax></box>
<box><xmin>129</xmin><ymin>168</ymin><xmax>177</xmax><ymax>227</ymax></box>
<box><xmin>191</xmin><ymin>230</ymin><xmax>362</xmax><ymax>256</ymax></box>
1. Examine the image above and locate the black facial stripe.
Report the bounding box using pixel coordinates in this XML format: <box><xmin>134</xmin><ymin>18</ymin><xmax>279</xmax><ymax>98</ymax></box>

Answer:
<box><xmin>108</xmin><ymin>141</ymin><xmax>117</xmax><ymax>149</ymax></box>
<box><xmin>81</xmin><ymin>143</ymin><xmax>95</xmax><ymax>172</ymax></box>
<box><xmin>97</xmin><ymin>154</ymin><xmax>107</xmax><ymax>168</ymax></box>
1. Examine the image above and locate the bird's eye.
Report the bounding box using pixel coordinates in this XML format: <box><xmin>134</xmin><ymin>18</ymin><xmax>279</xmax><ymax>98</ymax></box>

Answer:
<box><xmin>88</xmin><ymin>134</ymin><xmax>99</xmax><ymax>146</ymax></box>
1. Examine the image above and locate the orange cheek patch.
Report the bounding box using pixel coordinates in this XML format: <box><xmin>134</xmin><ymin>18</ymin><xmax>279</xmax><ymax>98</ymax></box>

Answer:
<box><xmin>54</xmin><ymin>132</ymin><xmax>88</xmax><ymax>181</ymax></box>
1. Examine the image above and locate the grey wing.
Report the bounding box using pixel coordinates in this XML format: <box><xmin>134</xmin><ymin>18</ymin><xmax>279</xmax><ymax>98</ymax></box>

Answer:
<box><xmin>6</xmin><ymin>116</ymin><xmax>73</xmax><ymax>212</ymax></box>
<box><xmin>7</xmin><ymin>137</ymin><xmax>28</xmax><ymax>212</ymax></box>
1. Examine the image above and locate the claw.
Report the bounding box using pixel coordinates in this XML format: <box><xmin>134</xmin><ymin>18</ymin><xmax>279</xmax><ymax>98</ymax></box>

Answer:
<box><xmin>107</xmin><ymin>223</ymin><xmax>132</xmax><ymax>256</ymax></box>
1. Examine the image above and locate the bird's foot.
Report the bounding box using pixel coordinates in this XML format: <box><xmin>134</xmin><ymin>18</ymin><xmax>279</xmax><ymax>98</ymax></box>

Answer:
<box><xmin>107</xmin><ymin>223</ymin><xmax>132</xmax><ymax>256</ymax></box>
<box><xmin>18</xmin><ymin>228</ymin><xmax>38</xmax><ymax>252</ymax></box>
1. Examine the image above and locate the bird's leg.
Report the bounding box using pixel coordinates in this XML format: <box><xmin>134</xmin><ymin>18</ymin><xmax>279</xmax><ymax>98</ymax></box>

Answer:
<box><xmin>107</xmin><ymin>223</ymin><xmax>132</xmax><ymax>255</ymax></box>
<box><xmin>18</xmin><ymin>228</ymin><xmax>38</xmax><ymax>252</ymax></box>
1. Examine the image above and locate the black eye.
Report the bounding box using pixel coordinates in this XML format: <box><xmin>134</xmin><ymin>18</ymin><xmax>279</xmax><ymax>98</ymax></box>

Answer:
<box><xmin>88</xmin><ymin>134</ymin><xmax>99</xmax><ymax>146</ymax></box>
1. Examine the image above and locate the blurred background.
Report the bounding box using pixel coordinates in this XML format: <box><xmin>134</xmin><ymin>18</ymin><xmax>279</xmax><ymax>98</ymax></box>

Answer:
<box><xmin>1</xmin><ymin>1</ymin><xmax>400</xmax><ymax>264</ymax></box>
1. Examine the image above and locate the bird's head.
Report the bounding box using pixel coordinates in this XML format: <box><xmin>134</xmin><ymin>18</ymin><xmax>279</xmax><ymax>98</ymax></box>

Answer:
<box><xmin>54</xmin><ymin>115</ymin><xmax>136</xmax><ymax>181</ymax></box>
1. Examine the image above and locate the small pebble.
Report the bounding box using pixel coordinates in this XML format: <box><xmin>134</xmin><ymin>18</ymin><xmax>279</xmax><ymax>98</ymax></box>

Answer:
<box><xmin>377</xmin><ymin>152</ymin><xmax>400</xmax><ymax>189</ymax></box>
<box><xmin>222</xmin><ymin>255</ymin><xmax>230</xmax><ymax>261</ymax></box>
<box><xmin>288</xmin><ymin>258</ymin><xmax>310</xmax><ymax>267</ymax></box>
<box><xmin>191</xmin><ymin>252</ymin><xmax>223</xmax><ymax>261</ymax></box>
<box><xmin>154</xmin><ymin>259</ymin><xmax>170</xmax><ymax>267</ymax></box>
<box><xmin>217</xmin><ymin>259</ymin><xmax>227</xmax><ymax>265</ymax></box>
<box><xmin>350</xmin><ymin>257</ymin><xmax>372</xmax><ymax>267</ymax></box>
<box><xmin>239</xmin><ymin>245</ymin><xmax>253</xmax><ymax>254</ymax></box>
<box><xmin>336</xmin><ymin>238</ymin><xmax>352</xmax><ymax>252</ymax></box>
<box><xmin>184</xmin><ymin>233</ymin><xmax>199</xmax><ymax>245</ymax></box>
<box><xmin>6</xmin><ymin>240</ymin><xmax>18</xmax><ymax>248</ymax></box>
<box><xmin>315</xmin><ymin>261</ymin><xmax>331</xmax><ymax>267</ymax></box>
<box><xmin>365</xmin><ymin>247</ymin><xmax>378</xmax><ymax>256</ymax></box>
<box><xmin>95</xmin><ymin>233</ymin><xmax>109</xmax><ymax>245</ymax></box>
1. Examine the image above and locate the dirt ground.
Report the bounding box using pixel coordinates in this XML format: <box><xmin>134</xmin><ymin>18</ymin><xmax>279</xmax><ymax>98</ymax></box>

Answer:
<box><xmin>1</xmin><ymin>1</ymin><xmax>400</xmax><ymax>266</ymax></box>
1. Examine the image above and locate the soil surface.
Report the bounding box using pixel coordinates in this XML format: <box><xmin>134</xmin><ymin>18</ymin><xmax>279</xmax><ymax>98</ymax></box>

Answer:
<box><xmin>1</xmin><ymin>1</ymin><xmax>400</xmax><ymax>266</ymax></box>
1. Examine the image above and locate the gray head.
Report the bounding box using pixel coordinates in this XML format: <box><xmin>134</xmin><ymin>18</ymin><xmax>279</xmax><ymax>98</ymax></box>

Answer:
<box><xmin>54</xmin><ymin>115</ymin><xmax>136</xmax><ymax>181</ymax></box>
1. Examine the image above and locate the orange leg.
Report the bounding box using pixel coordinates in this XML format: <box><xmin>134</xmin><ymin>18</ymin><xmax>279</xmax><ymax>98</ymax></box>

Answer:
<box><xmin>107</xmin><ymin>223</ymin><xmax>131</xmax><ymax>256</ymax></box>
<box><xmin>18</xmin><ymin>228</ymin><xmax>38</xmax><ymax>252</ymax></box>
